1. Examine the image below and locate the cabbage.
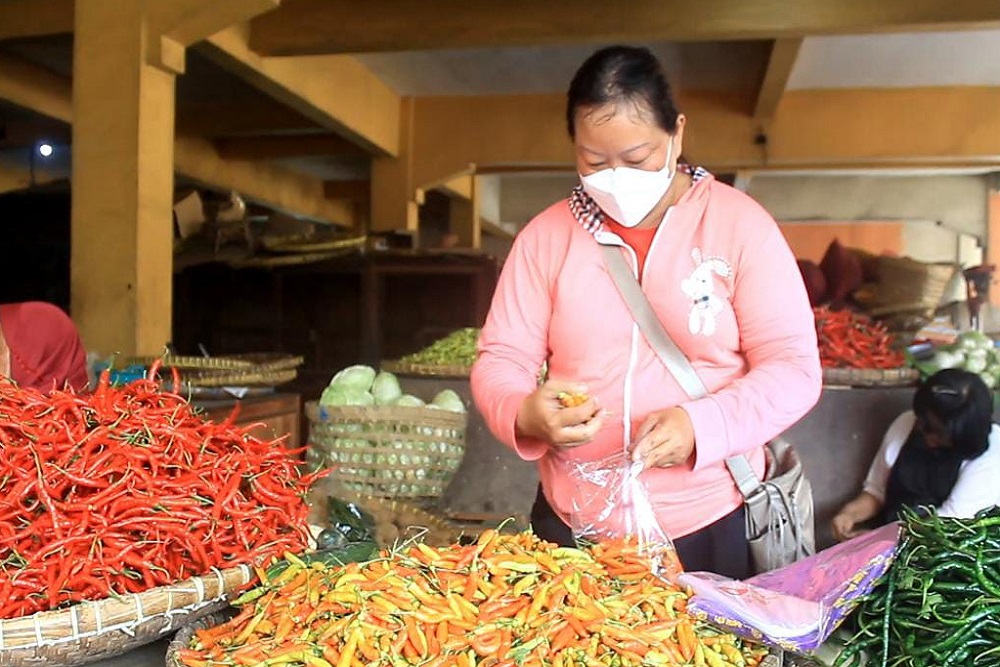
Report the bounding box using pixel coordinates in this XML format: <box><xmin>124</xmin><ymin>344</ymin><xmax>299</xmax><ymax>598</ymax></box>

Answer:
<box><xmin>932</xmin><ymin>350</ymin><xmax>960</xmax><ymax>369</ymax></box>
<box><xmin>981</xmin><ymin>372</ymin><xmax>998</xmax><ymax>390</ymax></box>
<box><xmin>371</xmin><ymin>371</ymin><xmax>402</xmax><ymax>405</ymax></box>
<box><xmin>431</xmin><ymin>389</ymin><xmax>465</xmax><ymax>413</ymax></box>
<box><xmin>328</xmin><ymin>365</ymin><xmax>376</xmax><ymax>392</ymax></box>
<box><xmin>395</xmin><ymin>394</ymin><xmax>425</xmax><ymax>407</ymax></box>
<box><xmin>320</xmin><ymin>385</ymin><xmax>375</xmax><ymax>407</ymax></box>
<box><xmin>957</xmin><ymin>331</ymin><xmax>993</xmax><ymax>351</ymax></box>
<box><xmin>966</xmin><ymin>356</ymin><xmax>988</xmax><ymax>374</ymax></box>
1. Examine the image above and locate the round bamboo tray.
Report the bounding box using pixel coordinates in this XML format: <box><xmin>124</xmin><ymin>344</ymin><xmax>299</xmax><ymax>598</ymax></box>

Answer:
<box><xmin>381</xmin><ymin>360</ymin><xmax>472</xmax><ymax>378</ymax></box>
<box><xmin>182</xmin><ymin>368</ymin><xmax>298</xmax><ymax>388</ymax></box>
<box><xmin>259</xmin><ymin>235</ymin><xmax>367</xmax><ymax>254</ymax></box>
<box><xmin>225</xmin><ymin>353</ymin><xmax>304</xmax><ymax>373</ymax></box>
<box><xmin>822</xmin><ymin>366</ymin><xmax>920</xmax><ymax>388</ymax></box>
<box><xmin>119</xmin><ymin>356</ymin><xmax>255</xmax><ymax>372</ymax></box>
<box><xmin>0</xmin><ymin>564</ymin><xmax>251</xmax><ymax>667</ymax></box>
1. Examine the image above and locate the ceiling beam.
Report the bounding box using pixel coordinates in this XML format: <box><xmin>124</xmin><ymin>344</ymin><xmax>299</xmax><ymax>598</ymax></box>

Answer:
<box><xmin>0</xmin><ymin>119</ymin><xmax>71</xmax><ymax>149</ymax></box>
<box><xmin>0</xmin><ymin>54</ymin><xmax>72</xmax><ymax>123</ymax></box>
<box><xmin>323</xmin><ymin>179</ymin><xmax>369</xmax><ymax>200</ymax></box>
<box><xmin>753</xmin><ymin>38</ymin><xmax>803</xmax><ymax>128</ymax></box>
<box><xmin>0</xmin><ymin>54</ymin><xmax>352</xmax><ymax>226</ymax></box>
<box><xmin>215</xmin><ymin>134</ymin><xmax>369</xmax><ymax>160</ymax></box>
<box><xmin>199</xmin><ymin>25</ymin><xmax>400</xmax><ymax>156</ymax></box>
<box><xmin>248</xmin><ymin>0</ymin><xmax>1000</xmax><ymax>55</ymax></box>
<box><xmin>147</xmin><ymin>0</ymin><xmax>280</xmax><ymax>74</ymax></box>
<box><xmin>405</xmin><ymin>87</ymin><xmax>1000</xmax><ymax>194</ymax></box>
<box><xmin>175</xmin><ymin>135</ymin><xmax>354</xmax><ymax>226</ymax></box>
<box><xmin>0</xmin><ymin>0</ymin><xmax>73</xmax><ymax>42</ymax></box>
<box><xmin>176</xmin><ymin>101</ymin><xmax>320</xmax><ymax>136</ymax></box>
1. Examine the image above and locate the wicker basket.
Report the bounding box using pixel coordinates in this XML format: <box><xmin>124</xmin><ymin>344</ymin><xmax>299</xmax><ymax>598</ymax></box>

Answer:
<box><xmin>305</xmin><ymin>401</ymin><xmax>467</xmax><ymax>500</ymax></box>
<box><xmin>164</xmin><ymin>609</ymin><xmax>236</xmax><ymax>667</ymax></box>
<box><xmin>822</xmin><ymin>366</ymin><xmax>920</xmax><ymax>388</ymax></box>
<box><xmin>0</xmin><ymin>565</ymin><xmax>251</xmax><ymax>667</ymax></box>
<box><xmin>381</xmin><ymin>360</ymin><xmax>472</xmax><ymax>378</ymax></box>
<box><xmin>347</xmin><ymin>494</ymin><xmax>465</xmax><ymax>547</ymax></box>
<box><xmin>853</xmin><ymin>256</ymin><xmax>957</xmax><ymax>317</ymax></box>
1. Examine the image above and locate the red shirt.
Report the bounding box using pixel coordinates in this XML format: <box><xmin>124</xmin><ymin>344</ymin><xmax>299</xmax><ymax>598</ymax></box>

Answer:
<box><xmin>604</xmin><ymin>220</ymin><xmax>658</xmax><ymax>275</ymax></box>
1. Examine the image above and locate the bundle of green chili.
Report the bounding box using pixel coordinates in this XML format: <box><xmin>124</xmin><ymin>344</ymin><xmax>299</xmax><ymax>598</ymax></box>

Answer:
<box><xmin>0</xmin><ymin>365</ymin><xmax>323</xmax><ymax>619</ymax></box>
<box><xmin>837</xmin><ymin>506</ymin><xmax>1000</xmax><ymax>667</ymax></box>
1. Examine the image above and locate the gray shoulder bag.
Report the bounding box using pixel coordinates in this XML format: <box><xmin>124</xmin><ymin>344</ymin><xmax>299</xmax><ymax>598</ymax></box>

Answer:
<box><xmin>602</xmin><ymin>245</ymin><xmax>815</xmax><ymax>574</ymax></box>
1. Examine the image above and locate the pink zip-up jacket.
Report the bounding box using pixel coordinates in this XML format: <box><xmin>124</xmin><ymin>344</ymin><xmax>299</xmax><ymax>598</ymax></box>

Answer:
<box><xmin>471</xmin><ymin>171</ymin><xmax>821</xmax><ymax>539</ymax></box>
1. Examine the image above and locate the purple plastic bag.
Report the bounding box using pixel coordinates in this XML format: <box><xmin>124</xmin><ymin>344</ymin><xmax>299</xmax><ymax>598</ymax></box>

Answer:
<box><xmin>680</xmin><ymin>523</ymin><xmax>900</xmax><ymax>652</ymax></box>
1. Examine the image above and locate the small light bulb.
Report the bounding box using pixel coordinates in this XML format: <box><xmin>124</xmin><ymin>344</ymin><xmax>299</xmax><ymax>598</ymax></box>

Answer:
<box><xmin>37</xmin><ymin>143</ymin><xmax>53</xmax><ymax>158</ymax></box>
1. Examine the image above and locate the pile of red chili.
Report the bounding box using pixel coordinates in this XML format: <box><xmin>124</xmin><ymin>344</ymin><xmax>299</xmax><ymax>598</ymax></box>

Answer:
<box><xmin>0</xmin><ymin>366</ymin><xmax>321</xmax><ymax>619</ymax></box>
<box><xmin>814</xmin><ymin>306</ymin><xmax>905</xmax><ymax>369</ymax></box>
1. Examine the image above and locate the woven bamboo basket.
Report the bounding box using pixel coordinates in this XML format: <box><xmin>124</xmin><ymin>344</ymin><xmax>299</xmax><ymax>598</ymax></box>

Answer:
<box><xmin>852</xmin><ymin>257</ymin><xmax>957</xmax><ymax>317</ymax></box>
<box><xmin>822</xmin><ymin>366</ymin><xmax>920</xmax><ymax>388</ymax></box>
<box><xmin>305</xmin><ymin>402</ymin><xmax>467</xmax><ymax>500</ymax></box>
<box><xmin>164</xmin><ymin>609</ymin><xmax>236</xmax><ymax>667</ymax></box>
<box><xmin>381</xmin><ymin>360</ymin><xmax>472</xmax><ymax>378</ymax></box>
<box><xmin>0</xmin><ymin>564</ymin><xmax>251</xmax><ymax>667</ymax></box>
<box><xmin>347</xmin><ymin>494</ymin><xmax>465</xmax><ymax>547</ymax></box>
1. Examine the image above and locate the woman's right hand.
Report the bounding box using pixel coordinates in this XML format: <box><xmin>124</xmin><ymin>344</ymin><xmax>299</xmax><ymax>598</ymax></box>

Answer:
<box><xmin>830</xmin><ymin>512</ymin><xmax>861</xmax><ymax>542</ymax></box>
<box><xmin>515</xmin><ymin>380</ymin><xmax>604</xmax><ymax>448</ymax></box>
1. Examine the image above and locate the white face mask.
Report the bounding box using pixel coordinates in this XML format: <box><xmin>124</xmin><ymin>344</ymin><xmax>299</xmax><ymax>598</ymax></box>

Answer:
<box><xmin>579</xmin><ymin>141</ymin><xmax>675</xmax><ymax>228</ymax></box>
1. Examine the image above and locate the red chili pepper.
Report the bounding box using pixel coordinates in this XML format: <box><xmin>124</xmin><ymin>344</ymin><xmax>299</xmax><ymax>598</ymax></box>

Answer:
<box><xmin>0</xmin><ymin>374</ymin><xmax>324</xmax><ymax>618</ymax></box>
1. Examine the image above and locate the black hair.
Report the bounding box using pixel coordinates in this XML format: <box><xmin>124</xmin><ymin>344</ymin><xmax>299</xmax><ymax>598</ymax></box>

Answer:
<box><xmin>913</xmin><ymin>368</ymin><xmax>992</xmax><ymax>461</ymax></box>
<box><xmin>566</xmin><ymin>46</ymin><xmax>680</xmax><ymax>139</ymax></box>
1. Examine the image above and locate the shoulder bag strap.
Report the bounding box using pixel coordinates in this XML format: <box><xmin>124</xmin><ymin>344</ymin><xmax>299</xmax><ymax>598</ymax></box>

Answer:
<box><xmin>600</xmin><ymin>245</ymin><xmax>763</xmax><ymax>499</ymax></box>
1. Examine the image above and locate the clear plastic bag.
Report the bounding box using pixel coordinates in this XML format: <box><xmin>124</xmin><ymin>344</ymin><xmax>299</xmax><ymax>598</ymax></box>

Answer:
<box><xmin>565</xmin><ymin>451</ymin><xmax>681</xmax><ymax>579</ymax></box>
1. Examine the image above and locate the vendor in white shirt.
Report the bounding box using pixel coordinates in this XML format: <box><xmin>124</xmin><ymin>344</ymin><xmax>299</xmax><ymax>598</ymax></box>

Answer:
<box><xmin>832</xmin><ymin>368</ymin><xmax>1000</xmax><ymax>541</ymax></box>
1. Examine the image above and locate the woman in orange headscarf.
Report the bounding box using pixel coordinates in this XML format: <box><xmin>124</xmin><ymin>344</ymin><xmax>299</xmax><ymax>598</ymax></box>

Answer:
<box><xmin>0</xmin><ymin>302</ymin><xmax>89</xmax><ymax>392</ymax></box>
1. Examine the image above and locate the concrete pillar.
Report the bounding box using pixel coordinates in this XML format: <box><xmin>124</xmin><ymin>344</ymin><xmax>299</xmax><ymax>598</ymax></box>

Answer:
<box><xmin>70</xmin><ymin>1</ymin><xmax>176</xmax><ymax>357</ymax></box>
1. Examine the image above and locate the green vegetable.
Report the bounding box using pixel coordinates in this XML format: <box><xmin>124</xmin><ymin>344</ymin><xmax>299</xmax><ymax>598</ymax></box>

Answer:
<box><xmin>394</xmin><ymin>394</ymin><xmax>425</xmax><ymax>407</ymax></box>
<box><xmin>261</xmin><ymin>541</ymin><xmax>379</xmax><ymax>583</ymax></box>
<box><xmin>320</xmin><ymin>385</ymin><xmax>375</xmax><ymax>407</ymax></box>
<box><xmin>430</xmin><ymin>389</ymin><xmax>465</xmax><ymax>413</ymax></box>
<box><xmin>329</xmin><ymin>365</ymin><xmax>376</xmax><ymax>391</ymax></box>
<box><xmin>837</xmin><ymin>506</ymin><xmax>1000</xmax><ymax>667</ymax></box>
<box><xmin>400</xmin><ymin>328</ymin><xmax>480</xmax><ymax>367</ymax></box>
<box><xmin>371</xmin><ymin>370</ymin><xmax>403</xmax><ymax>405</ymax></box>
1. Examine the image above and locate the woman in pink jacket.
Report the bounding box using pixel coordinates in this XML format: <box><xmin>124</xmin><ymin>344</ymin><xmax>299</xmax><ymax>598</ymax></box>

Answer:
<box><xmin>471</xmin><ymin>46</ymin><xmax>822</xmax><ymax>578</ymax></box>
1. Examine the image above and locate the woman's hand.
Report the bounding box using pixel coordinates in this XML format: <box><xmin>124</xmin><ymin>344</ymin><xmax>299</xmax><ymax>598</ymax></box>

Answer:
<box><xmin>631</xmin><ymin>407</ymin><xmax>695</xmax><ymax>469</ymax></box>
<box><xmin>830</xmin><ymin>492</ymin><xmax>882</xmax><ymax>542</ymax></box>
<box><xmin>831</xmin><ymin>512</ymin><xmax>864</xmax><ymax>542</ymax></box>
<box><xmin>515</xmin><ymin>380</ymin><xmax>604</xmax><ymax>448</ymax></box>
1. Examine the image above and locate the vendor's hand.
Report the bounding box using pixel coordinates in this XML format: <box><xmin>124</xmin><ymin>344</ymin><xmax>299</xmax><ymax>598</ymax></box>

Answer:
<box><xmin>631</xmin><ymin>407</ymin><xmax>695</xmax><ymax>469</ymax></box>
<box><xmin>515</xmin><ymin>380</ymin><xmax>603</xmax><ymax>448</ymax></box>
<box><xmin>831</xmin><ymin>512</ymin><xmax>864</xmax><ymax>542</ymax></box>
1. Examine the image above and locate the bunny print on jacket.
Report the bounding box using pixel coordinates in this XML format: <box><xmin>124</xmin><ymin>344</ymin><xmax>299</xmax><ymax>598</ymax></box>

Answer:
<box><xmin>681</xmin><ymin>247</ymin><xmax>732</xmax><ymax>336</ymax></box>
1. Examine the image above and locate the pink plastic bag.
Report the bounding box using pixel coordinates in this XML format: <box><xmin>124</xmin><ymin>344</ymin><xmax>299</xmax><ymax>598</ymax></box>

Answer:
<box><xmin>680</xmin><ymin>523</ymin><xmax>901</xmax><ymax>652</ymax></box>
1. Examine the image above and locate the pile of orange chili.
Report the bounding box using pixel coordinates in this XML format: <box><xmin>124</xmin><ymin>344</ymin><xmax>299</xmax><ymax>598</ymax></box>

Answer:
<box><xmin>178</xmin><ymin>531</ymin><xmax>766</xmax><ymax>667</ymax></box>
<box><xmin>0</xmin><ymin>365</ymin><xmax>321</xmax><ymax>619</ymax></box>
